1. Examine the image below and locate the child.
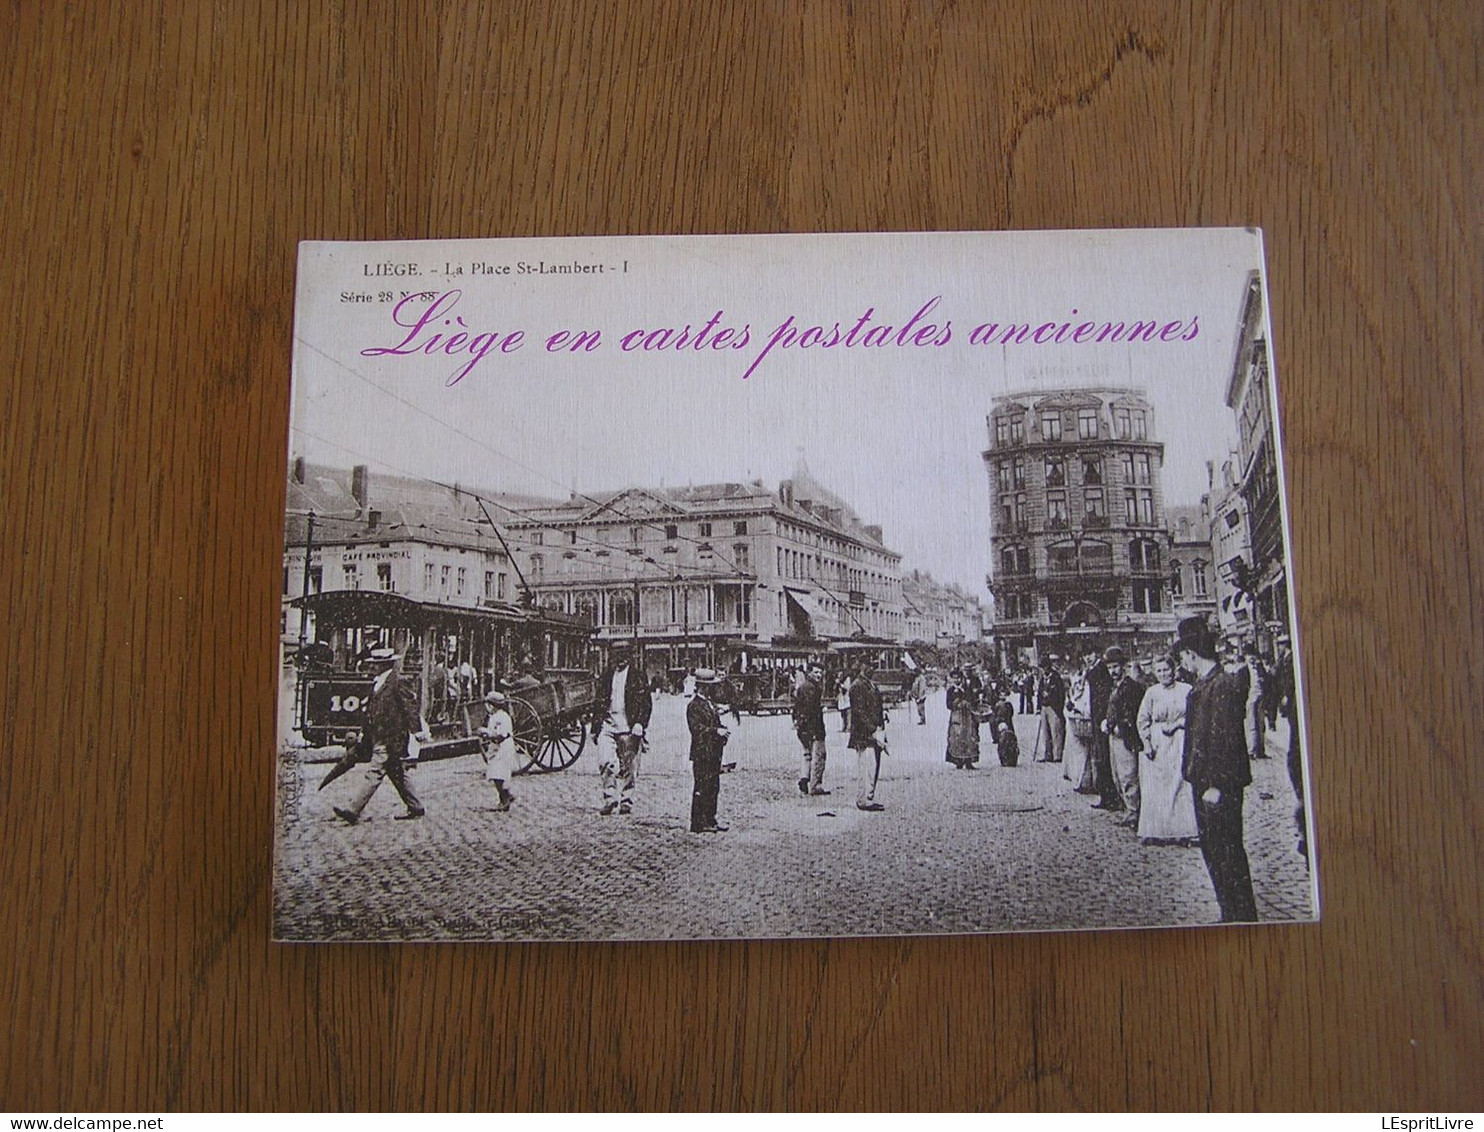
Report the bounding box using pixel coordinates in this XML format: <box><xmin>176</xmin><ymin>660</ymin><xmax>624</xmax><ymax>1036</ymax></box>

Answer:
<box><xmin>479</xmin><ymin>690</ymin><xmax>518</xmax><ymax>811</ymax></box>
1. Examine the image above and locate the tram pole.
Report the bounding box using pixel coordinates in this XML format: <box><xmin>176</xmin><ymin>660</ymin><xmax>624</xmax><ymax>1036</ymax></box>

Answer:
<box><xmin>298</xmin><ymin>511</ymin><xmax>315</xmax><ymax>650</ymax></box>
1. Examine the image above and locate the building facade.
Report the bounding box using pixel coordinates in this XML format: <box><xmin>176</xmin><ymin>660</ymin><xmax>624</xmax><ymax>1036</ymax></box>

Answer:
<box><xmin>506</xmin><ymin>462</ymin><xmax>905</xmax><ymax>672</ymax></box>
<box><xmin>1224</xmin><ymin>271</ymin><xmax>1290</xmax><ymax>652</ymax></box>
<box><xmin>901</xmin><ymin>570</ymin><xmax>986</xmax><ymax>648</ymax></box>
<box><xmin>984</xmin><ymin>388</ymin><xmax>1178</xmax><ymax>664</ymax></box>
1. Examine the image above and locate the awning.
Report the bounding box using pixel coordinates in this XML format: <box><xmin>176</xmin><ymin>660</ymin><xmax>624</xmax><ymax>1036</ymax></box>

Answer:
<box><xmin>784</xmin><ymin>586</ymin><xmax>827</xmax><ymax>624</ymax></box>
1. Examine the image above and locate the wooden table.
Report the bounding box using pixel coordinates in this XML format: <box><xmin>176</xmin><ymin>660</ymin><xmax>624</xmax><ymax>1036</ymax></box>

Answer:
<box><xmin>2</xmin><ymin>1</ymin><xmax>1478</xmax><ymax>1112</ymax></box>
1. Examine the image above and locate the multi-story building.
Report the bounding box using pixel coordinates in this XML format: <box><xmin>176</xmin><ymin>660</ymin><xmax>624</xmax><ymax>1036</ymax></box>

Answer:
<box><xmin>1225</xmin><ymin>271</ymin><xmax>1289</xmax><ymax>652</ymax></box>
<box><xmin>506</xmin><ymin>460</ymin><xmax>904</xmax><ymax>672</ymax></box>
<box><xmin>901</xmin><ymin>570</ymin><xmax>986</xmax><ymax>649</ymax></box>
<box><xmin>1204</xmin><ymin>455</ymin><xmax>1258</xmax><ymax>641</ymax></box>
<box><xmin>984</xmin><ymin>388</ymin><xmax>1177</xmax><ymax>664</ymax></box>
<box><xmin>1166</xmin><ymin>503</ymin><xmax>1219</xmax><ymax>628</ymax></box>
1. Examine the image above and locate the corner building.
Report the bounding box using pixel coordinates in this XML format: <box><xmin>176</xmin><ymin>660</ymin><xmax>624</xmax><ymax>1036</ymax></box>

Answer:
<box><xmin>985</xmin><ymin>388</ymin><xmax>1177</xmax><ymax>665</ymax></box>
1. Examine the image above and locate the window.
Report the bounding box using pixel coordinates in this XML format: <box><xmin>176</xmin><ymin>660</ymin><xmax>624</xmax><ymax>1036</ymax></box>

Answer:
<box><xmin>1045</xmin><ymin>456</ymin><xmax>1066</xmax><ymax>487</ymax></box>
<box><xmin>497</xmin><ymin>572</ymin><xmax>508</xmax><ymax>600</ymax></box>
<box><xmin>1048</xmin><ymin>542</ymin><xmax>1079</xmax><ymax>573</ymax></box>
<box><xmin>1130</xmin><ymin>540</ymin><xmax>1161</xmax><ymax>573</ymax></box>
<box><xmin>485</xmin><ymin>571</ymin><xmax>495</xmax><ymax>598</ymax></box>
<box><xmin>1001</xmin><ymin>546</ymin><xmax>1017</xmax><ymax>575</ymax></box>
<box><xmin>1121</xmin><ymin>452</ymin><xmax>1135</xmax><ymax>483</ymax></box>
<box><xmin>567</xmin><ymin>529</ymin><xmax>578</xmax><ymax>545</ymax></box>
<box><xmin>733</xmin><ymin>543</ymin><xmax>749</xmax><ymax>567</ymax></box>
<box><xmin>610</xmin><ymin>591</ymin><xmax>634</xmax><ymax>626</ymax></box>
<box><xmin>1015</xmin><ymin>493</ymin><xmax>1028</xmax><ymax>531</ymax></box>
<box><xmin>1001</xmin><ymin>495</ymin><xmax>1014</xmax><ymax>529</ymax></box>
<box><xmin>1170</xmin><ymin>560</ymin><xmax>1183</xmax><ymax>596</ymax></box>
<box><xmin>1125</xmin><ymin>490</ymin><xmax>1139</xmax><ymax>523</ymax></box>
<box><xmin>343</xmin><ymin>563</ymin><xmax>360</xmax><ymax>589</ymax></box>
<box><xmin>1012</xmin><ymin>458</ymin><xmax>1027</xmax><ymax>489</ymax></box>
<box><xmin>734</xmin><ymin>520</ymin><xmax>748</xmax><ymax>535</ymax></box>
<box><xmin>1047</xmin><ymin>492</ymin><xmax>1068</xmax><ymax>529</ymax></box>
<box><xmin>1113</xmin><ymin>407</ymin><xmax>1131</xmax><ymax>439</ymax></box>
<box><xmin>531</xmin><ymin>531</ymin><xmax>543</xmax><ymax>546</ymax></box>
<box><xmin>997</xmin><ymin>461</ymin><xmax>1013</xmax><ymax>492</ymax></box>
<box><xmin>630</xmin><ymin>526</ymin><xmax>641</xmax><ymax>543</ymax></box>
<box><xmin>1132</xmin><ymin>582</ymin><xmax>1163</xmax><ymax>614</ymax></box>
<box><xmin>1040</xmin><ymin>412</ymin><xmax>1061</xmax><ymax>441</ymax></box>
<box><xmin>698</xmin><ymin>545</ymin><xmax>714</xmax><ymax>567</ymax></box>
<box><xmin>1082</xmin><ymin>457</ymin><xmax>1103</xmax><ymax>485</ymax></box>
<box><xmin>1138</xmin><ymin>491</ymin><xmax>1155</xmax><ymax>526</ymax></box>
<box><xmin>995</xmin><ymin>417</ymin><xmax>1009</xmax><ymax>446</ymax></box>
<box><xmin>1192</xmin><ymin>559</ymin><xmax>1208</xmax><ymax>597</ymax></box>
<box><xmin>308</xmin><ymin>566</ymin><xmax>322</xmax><ymax>594</ymax></box>
<box><xmin>424</xmin><ymin>562</ymin><xmax>435</xmax><ymax>590</ymax></box>
<box><xmin>377</xmin><ymin>562</ymin><xmax>393</xmax><ymax>591</ymax></box>
<box><xmin>698</xmin><ymin>522</ymin><xmax>712</xmax><ymax>537</ymax></box>
<box><xmin>1224</xmin><ymin>509</ymin><xmax>1241</xmax><ymax>530</ymax></box>
<box><xmin>1136</xmin><ymin>453</ymin><xmax>1152</xmax><ymax>485</ymax></box>
<box><xmin>665</xmin><ymin>524</ymin><xmax>678</xmax><ymax>540</ymax></box>
<box><xmin>1008</xmin><ymin>414</ymin><xmax>1025</xmax><ymax>443</ymax></box>
<box><xmin>456</xmin><ymin>567</ymin><xmax>466</xmax><ymax>595</ymax></box>
<box><xmin>1078</xmin><ymin>408</ymin><xmax>1098</xmax><ymax>439</ymax></box>
<box><xmin>529</xmin><ymin>554</ymin><xmax>543</xmax><ymax>580</ymax></box>
<box><xmin>1080</xmin><ymin>541</ymin><xmax>1113</xmax><ymax>575</ymax></box>
<box><xmin>1132</xmin><ymin>410</ymin><xmax>1147</xmax><ymax>439</ymax></box>
<box><xmin>1084</xmin><ymin>489</ymin><xmax>1106</xmax><ymax>525</ymax></box>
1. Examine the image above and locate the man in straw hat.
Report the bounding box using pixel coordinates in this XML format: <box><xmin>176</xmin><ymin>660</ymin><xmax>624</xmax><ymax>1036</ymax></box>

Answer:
<box><xmin>686</xmin><ymin>669</ymin><xmax>732</xmax><ymax>833</ymax></box>
<box><xmin>333</xmin><ymin>647</ymin><xmax>427</xmax><ymax>825</ymax></box>
<box><xmin>1175</xmin><ymin>615</ymin><xmax>1259</xmax><ymax>922</ymax></box>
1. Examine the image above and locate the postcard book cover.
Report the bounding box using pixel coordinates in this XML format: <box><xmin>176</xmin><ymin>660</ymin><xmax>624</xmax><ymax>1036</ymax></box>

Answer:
<box><xmin>274</xmin><ymin>229</ymin><xmax>1317</xmax><ymax>942</ymax></box>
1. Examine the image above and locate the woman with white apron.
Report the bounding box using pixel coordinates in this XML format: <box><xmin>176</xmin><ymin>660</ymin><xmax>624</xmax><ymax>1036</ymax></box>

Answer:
<box><xmin>479</xmin><ymin>689</ymin><xmax>518</xmax><ymax>811</ymax></box>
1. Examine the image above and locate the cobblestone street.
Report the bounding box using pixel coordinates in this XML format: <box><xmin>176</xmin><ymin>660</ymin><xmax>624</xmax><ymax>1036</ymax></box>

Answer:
<box><xmin>274</xmin><ymin>691</ymin><xmax>1317</xmax><ymax>941</ymax></box>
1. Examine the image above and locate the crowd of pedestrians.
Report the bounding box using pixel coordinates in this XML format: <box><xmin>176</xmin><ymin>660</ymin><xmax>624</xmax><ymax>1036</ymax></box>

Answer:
<box><xmin>321</xmin><ymin>619</ymin><xmax>1303</xmax><ymax>925</ymax></box>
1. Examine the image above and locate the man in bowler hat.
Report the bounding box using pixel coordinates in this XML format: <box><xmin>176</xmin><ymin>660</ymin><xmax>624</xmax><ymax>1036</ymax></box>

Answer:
<box><xmin>1176</xmin><ymin>616</ymin><xmax>1259</xmax><ymax>922</ymax></box>
<box><xmin>334</xmin><ymin>647</ymin><xmax>426</xmax><ymax>824</ymax></box>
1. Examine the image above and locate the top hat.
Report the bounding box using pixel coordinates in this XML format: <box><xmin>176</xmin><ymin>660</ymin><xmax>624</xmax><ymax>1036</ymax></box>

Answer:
<box><xmin>1175</xmin><ymin>615</ymin><xmax>1218</xmax><ymax>660</ymax></box>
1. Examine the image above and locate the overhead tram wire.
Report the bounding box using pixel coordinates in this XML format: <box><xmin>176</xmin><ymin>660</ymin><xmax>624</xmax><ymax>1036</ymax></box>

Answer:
<box><xmin>288</xmin><ymin>425</ymin><xmax>763</xmax><ymax>590</ymax></box>
<box><xmin>295</xmin><ymin>339</ymin><xmax>802</xmax><ymax>578</ymax></box>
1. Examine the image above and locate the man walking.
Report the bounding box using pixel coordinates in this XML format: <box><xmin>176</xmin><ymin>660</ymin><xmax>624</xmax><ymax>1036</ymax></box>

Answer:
<box><xmin>334</xmin><ymin>647</ymin><xmax>426</xmax><ymax>824</ymax></box>
<box><xmin>848</xmin><ymin>661</ymin><xmax>888</xmax><ymax>812</ymax></box>
<box><xmin>1177</xmin><ymin>616</ymin><xmax>1259</xmax><ymax>923</ymax></box>
<box><xmin>687</xmin><ymin>669</ymin><xmax>731</xmax><ymax>833</ymax></box>
<box><xmin>591</xmin><ymin>644</ymin><xmax>653</xmax><ymax>816</ymax></box>
<box><xmin>791</xmin><ymin>663</ymin><xmax>830</xmax><ymax>796</ymax></box>
<box><xmin>1035</xmin><ymin>655</ymin><xmax>1066</xmax><ymax>762</ymax></box>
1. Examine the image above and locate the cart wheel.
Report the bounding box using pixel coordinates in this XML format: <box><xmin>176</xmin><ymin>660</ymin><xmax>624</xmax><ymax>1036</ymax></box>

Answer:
<box><xmin>509</xmin><ymin>697</ymin><xmax>544</xmax><ymax>775</ymax></box>
<box><xmin>532</xmin><ymin>712</ymin><xmax>587</xmax><ymax>772</ymax></box>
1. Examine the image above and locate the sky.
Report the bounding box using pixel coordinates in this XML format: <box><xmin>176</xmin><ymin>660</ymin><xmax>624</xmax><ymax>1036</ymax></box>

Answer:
<box><xmin>290</xmin><ymin>229</ymin><xmax>1265</xmax><ymax>600</ymax></box>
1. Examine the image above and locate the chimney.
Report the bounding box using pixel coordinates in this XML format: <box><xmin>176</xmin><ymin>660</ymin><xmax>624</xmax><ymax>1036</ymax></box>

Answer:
<box><xmin>351</xmin><ymin>465</ymin><xmax>369</xmax><ymax>512</ymax></box>
<box><xmin>292</xmin><ymin>456</ymin><xmax>306</xmax><ymax>484</ymax></box>
<box><xmin>367</xmin><ymin>509</ymin><xmax>381</xmax><ymax>532</ymax></box>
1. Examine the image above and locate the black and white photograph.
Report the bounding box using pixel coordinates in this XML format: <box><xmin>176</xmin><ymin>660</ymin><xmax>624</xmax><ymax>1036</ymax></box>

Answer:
<box><xmin>274</xmin><ymin>229</ymin><xmax>1318</xmax><ymax>942</ymax></box>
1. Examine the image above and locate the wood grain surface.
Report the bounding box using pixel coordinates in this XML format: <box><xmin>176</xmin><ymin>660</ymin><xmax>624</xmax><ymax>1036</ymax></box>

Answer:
<box><xmin>2</xmin><ymin>0</ymin><xmax>1479</xmax><ymax>1112</ymax></box>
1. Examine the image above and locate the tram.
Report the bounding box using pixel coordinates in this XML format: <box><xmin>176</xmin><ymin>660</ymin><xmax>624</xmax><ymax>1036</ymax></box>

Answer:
<box><xmin>289</xmin><ymin>590</ymin><xmax>599</xmax><ymax>774</ymax></box>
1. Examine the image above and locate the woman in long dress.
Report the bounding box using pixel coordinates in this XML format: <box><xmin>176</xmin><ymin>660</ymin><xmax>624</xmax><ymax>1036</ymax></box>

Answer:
<box><xmin>1065</xmin><ymin>665</ymin><xmax>1098</xmax><ymax>793</ymax></box>
<box><xmin>1134</xmin><ymin>655</ymin><xmax>1197</xmax><ymax>843</ymax></box>
<box><xmin>945</xmin><ymin>670</ymin><xmax>980</xmax><ymax>769</ymax></box>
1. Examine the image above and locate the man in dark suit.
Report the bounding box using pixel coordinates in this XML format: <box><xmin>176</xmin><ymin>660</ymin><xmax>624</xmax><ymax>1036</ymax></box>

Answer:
<box><xmin>591</xmin><ymin>644</ymin><xmax>653</xmax><ymax>816</ymax></box>
<box><xmin>848</xmin><ymin>661</ymin><xmax>887</xmax><ymax>811</ymax></box>
<box><xmin>1177</xmin><ymin>616</ymin><xmax>1259</xmax><ymax>922</ymax></box>
<box><xmin>1036</xmin><ymin>655</ymin><xmax>1067</xmax><ymax>762</ymax></box>
<box><xmin>791</xmin><ymin>663</ymin><xmax>830</xmax><ymax>795</ymax></box>
<box><xmin>334</xmin><ymin>647</ymin><xmax>426</xmax><ymax>824</ymax></box>
<box><xmin>687</xmin><ymin>669</ymin><xmax>731</xmax><ymax>832</ymax></box>
<box><xmin>1106</xmin><ymin>652</ymin><xmax>1148</xmax><ymax>827</ymax></box>
<box><xmin>1086</xmin><ymin>648</ymin><xmax>1121</xmax><ymax>811</ymax></box>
